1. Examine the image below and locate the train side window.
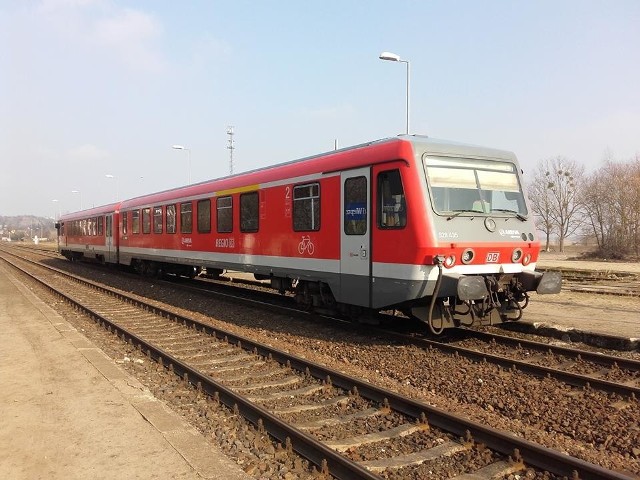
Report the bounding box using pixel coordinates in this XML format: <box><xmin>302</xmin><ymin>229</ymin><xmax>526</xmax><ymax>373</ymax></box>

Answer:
<box><xmin>122</xmin><ymin>211</ymin><xmax>128</xmax><ymax>235</ymax></box>
<box><xmin>132</xmin><ymin>210</ymin><xmax>140</xmax><ymax>234</ymax></box>
<box><xmin>98</xmin><ymin>216</ymin><xmax>104</xmax><ymax>236</ymax></box>
<box><xmin>153</xmin><ymin>206</ymin><xmax>163</xmax><ymax>234</ymax></box>
<box><xmin>106</xmin><ymin>216</ymin><xmax>112</xmax><ymax>237</ymax></box>
<box><xmin>197</xmin><ymin>199</ymin><xmax>211</xmax><ymax>233</ymax></box>
<box><xmin>377</xmin><ymin>169</ymin><xmax>407</xmax><ymax>229</ymax></box>
<box><xmin>293</xmin><ymin>183</ymin><xmax>320</xmax><ymax>231</ymax></box>
<box><xmin>344</xmin><ymin>176</ymin><xmax>367</xmax><ymax>235</ymax></box>
<box><xmin>180</xmin><ymin>202</ymin><xmax>192</xmax><ymax>234</ymax></box>
<box><xmin>166</xmin><ymin>204</ymin><xmax>176</xmax><ymax>234</ymax></box>
<box><xmin>240</xmin><ymin>192</ymin><xmax>259</xmax><ymax>233</ymax></box>
<box><xmin>142</xmin><ymin>208</ymin><xmax>151</xmax><ymax>234</ymax></box>
<box><xmin>216</xmin><ymin>196</ymin><xmax>233</xmax><ymax>233</ymax></box>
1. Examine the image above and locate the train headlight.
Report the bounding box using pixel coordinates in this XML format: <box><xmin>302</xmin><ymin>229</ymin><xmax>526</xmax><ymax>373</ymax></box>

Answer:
<box><xmin>444</xmin><ymin>255</ymin><xmax>456</xmax><ymax>268</ymax></box>
<box><xmin>522</xmin><ymin>253</ymin><xmax>532</xmax><ymax>266</ymax></box>
<box><xmin>461</xmin><ymin>248</ymin><xmax>474</xmax><ymax>264</ymax></box>
<box><xmin>511</xmin><ymin>248</ymin><xmax>523</xmax><ymax>263</ymax></box>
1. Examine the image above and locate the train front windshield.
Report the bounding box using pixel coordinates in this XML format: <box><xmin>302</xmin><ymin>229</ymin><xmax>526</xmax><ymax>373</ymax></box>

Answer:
<box><xmin>424</xmin><ymin>156</ymin><xmax>528</xmax><ymax>216</ymax></box>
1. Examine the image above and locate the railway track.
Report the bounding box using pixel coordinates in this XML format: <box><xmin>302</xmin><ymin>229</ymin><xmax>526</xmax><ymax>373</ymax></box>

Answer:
<box><xmin>1</xmin><ymin>250</ymin><xmax>635</xmax><ymax>479</ymax></box>
<box><xmin>5</xmin><ymin>244</ymin><xmax>640</xmax><ymax>398</ymax></box>
<box><xmin>378</xmin><ymin>327</ymin><xmax>640</xmax><ymax>398</ymax></box>
<box><xmin>540</xmin><ymin>267</ymin><xmax>640</xmax><ymax>297</ymax></box>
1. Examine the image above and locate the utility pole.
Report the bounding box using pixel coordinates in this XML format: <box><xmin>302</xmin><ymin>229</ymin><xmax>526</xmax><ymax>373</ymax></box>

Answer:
<box><xmin>226</xmin><ymin>126</ymin><xmax>235</xmax><ymax>175</ymax></box>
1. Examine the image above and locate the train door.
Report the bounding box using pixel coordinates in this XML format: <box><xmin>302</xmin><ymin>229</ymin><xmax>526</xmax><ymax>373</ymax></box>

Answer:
<box><xmin>340</xmin><ymin>168</ymin><xmax>371</xmax><ymax>307</ymax></box>
<box><xmin>105</xmin><ymin>214</ymin><xmax>114</xmax><ymax>263</ymax></box>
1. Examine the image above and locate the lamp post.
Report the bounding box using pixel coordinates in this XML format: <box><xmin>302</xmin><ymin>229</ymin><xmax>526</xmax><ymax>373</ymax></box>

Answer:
<box><xmin>105</xmin><ymin>174</ymin><xmax>119</xmax><ymax>202</ymax></box>
<box><xmin>71</xmin><ymin>190</ymin><xmax>82</xmax><ymax>210</ymax></box>
<box><xmin>379</xmin><ymin>51</ymin><xmax>410</xmax><ymax>135</ymax></box>
<box><xmin>52</xmin><ymin>199</ymin><xmax>59</xmax><ymax>220</ymax></box>
<box><xmin>172</xmin><ymin>145</ymin><xmax>191</xmax><ymax>184</ymax></box>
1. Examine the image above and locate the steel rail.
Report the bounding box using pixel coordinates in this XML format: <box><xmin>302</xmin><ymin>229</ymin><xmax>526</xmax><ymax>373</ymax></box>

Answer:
<box><xmin>0</xmin><ymin>255</ymin><xmax>378</xmax><ymax>480</ymax></box>
<box><xmin>374</xmin><ymin>330</ymin><xmax>640</xmax><ymax>398</ymax></box>
<box><xmin>0</xmin><ymin>253</ymin><xmax>634</xmax><ymax>480</ymax></box>
<box><xmin>461</xmin><ymin>329</ymin><xmax>640</xmax><ymax>371</ymax></box>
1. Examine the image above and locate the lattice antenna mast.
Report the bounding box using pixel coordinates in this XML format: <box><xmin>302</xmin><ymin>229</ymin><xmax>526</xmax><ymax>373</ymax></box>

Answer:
<box><xmin>226</xmin><ymin>126</ymin><xmax>235</xmax><ymax>175</ymax></box>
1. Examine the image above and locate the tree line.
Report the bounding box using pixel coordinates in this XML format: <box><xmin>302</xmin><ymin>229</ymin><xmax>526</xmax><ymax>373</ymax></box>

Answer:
<box><xmin>527</xmin><ymin>154</ymin><xmax>640</xmax><ymax>259</ymax></box>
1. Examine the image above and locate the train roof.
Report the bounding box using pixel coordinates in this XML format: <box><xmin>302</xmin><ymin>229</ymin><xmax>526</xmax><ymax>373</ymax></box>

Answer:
<box><xmin>411</xmin><ymin>136</ymin><xmax>517</xmax><ymax>162</ymax></box>
<box><xmin>57</xmin><ymin>135</ymin><xmax>519</xmax><ymax>215</ymax></box>
<box><xmin>119</xmin><ymin>135</ymin><xmax>518</xmax><ymax>209</ymax></box>
<box><xmin>58</xmin><ymin>202</ymin><xmax>120</xmax><ymax>222</ymax></box>
<box><xmin>119</xmin><ymin>136</ymin><xmax>409</xmax><ymax>208</ymax></box>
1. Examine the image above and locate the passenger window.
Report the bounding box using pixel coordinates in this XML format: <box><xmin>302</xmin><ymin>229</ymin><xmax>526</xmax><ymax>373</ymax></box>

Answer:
<box><xmin>142</xmin><ymin>208</ymin><xmax>151</xmax><ymax>234</ymax></box>
<box><xmin>344</xmin><ymin>176</ymin><xmax>367</xmax><ymax>235</ymax></box>
<box><xmin>293</xmin><ymin>183</ymin><xmax>320</xmax><ymax>231</ymax></box>
<box><xmin>377</xmin><ymin>169</ymin><xmax>407</xmax><ymax>229</ymax></box>
<box><xmin>153</xmin><ymin>206</ymin><xmax>163</xmax><ymax>234</ymax></box>
<box><xmin>197</xmin><ymin>199</ymin><xmax>211</xmax><ymax>233</ymax></box>
<box><xmin>106</xmin><ymin>216</ymin><xmax>112</xmax><ymax>237</ymax></box>
<box><xmin>132</xmin><ymin>210</ymin><xmax>140</xmax><ymax>234</ymax></box>
<box><xmin>98</xmin><ymin>216</ymin><xmax>104</xmax><ymax>236</ymax></box>
<box><xmin>122</xmin><ymin>212</ymin><xmax>128</xmax><ymax>235</ymax></box>
<box><xmin>180</xmin><ymin>202</ymin><xmax>192</xmax><ymax>234</ymax></box>
<box><xmin>166</xmin><ymin>204</ymin><xmax>176</xmax><ymax>234</ymax></box>
<box><xmin>216</xmin><ymin>196</ymin><xmax>233</xmax><ymax>233</ymax></box>
<box><xmin>240</xmin><ymin>192</ymin><xmax>259</xmax><ymax>232</ymax></box>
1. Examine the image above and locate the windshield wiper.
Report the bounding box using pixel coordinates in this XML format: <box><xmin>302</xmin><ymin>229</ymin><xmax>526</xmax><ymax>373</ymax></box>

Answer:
<box><xmin>446</xmin><ymin>209</ymin><xmax>483</xmax><ymax>220</ymax></box>
<box><xmin>491</xmin><ymin>208</ymin><xmax>527</xmax><ymax>221</ymax></box>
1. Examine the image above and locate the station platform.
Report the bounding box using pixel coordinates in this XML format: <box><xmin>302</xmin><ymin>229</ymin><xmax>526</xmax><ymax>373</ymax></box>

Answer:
<box><xmin>0</xmin><ymin>263</ymin><xmax>249</xmax><ymax>480</ymax></box>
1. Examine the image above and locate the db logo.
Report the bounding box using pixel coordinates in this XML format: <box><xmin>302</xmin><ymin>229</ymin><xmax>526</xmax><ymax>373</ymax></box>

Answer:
<box><xmin>486</xmin><ymin>252</ymin><xmax>500</xmax><ymax>263</ymax></box>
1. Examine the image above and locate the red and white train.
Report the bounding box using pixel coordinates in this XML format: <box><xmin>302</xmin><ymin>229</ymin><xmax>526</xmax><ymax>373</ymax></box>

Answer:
<box><xmin>56</xmin><ymin>135</ymin><xmax>561</xmax><ymax>333</ymax></box>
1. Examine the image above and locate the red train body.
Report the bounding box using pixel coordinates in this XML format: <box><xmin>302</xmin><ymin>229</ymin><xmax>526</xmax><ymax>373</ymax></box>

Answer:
<box><xmin>57</xmin><ymin>135</ymin><xmax>560</xmax><ymax>333</ymax></box>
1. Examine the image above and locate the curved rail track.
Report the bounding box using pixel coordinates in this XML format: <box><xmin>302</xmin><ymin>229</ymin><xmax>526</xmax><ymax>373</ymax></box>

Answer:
<box><xmin>0</xmin><ymin>248</ymin><xmax>636</xmax><ymax>479</ymax></box>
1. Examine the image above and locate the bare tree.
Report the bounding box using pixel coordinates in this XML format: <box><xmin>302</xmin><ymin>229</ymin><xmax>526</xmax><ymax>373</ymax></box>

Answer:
<box><xmin>529</xmin><ymin>157</ymin><xmax>584</xmax><ymax>252</ymax></box>
<box><xmin>528</xmin><ymin>163</ymin><xmax>555</xmax><ymax>251</ymax></box>
<box><xmin>580</xmin><ymin>154</ymin><xmax>640</xmax><ymax>259</ymax></box>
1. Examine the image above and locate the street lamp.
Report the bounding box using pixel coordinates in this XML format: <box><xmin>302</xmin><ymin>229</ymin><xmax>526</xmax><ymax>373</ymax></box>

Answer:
<box><xmin>105</xmin><ymin>174</ymin><xmax>119</xmax><ymax>201</ymax></box>
<box><xmin>172</xmin><ymin>145</ymin><xmax>191</xmax><ymax>184</ymax></box>
<box><xmin>71</xmin><ymin>190</ymin><xmax>82</xmax><ymax>210</ymax></box>
<box><xmin>379</xmin><ymin>51</ymin><xmax>411</xmax><ymax>135</ymax></box>
<box><xmin>52</xmin><ymin>199</ymin><xmax>59</xmax><ymax>220</ymax></box>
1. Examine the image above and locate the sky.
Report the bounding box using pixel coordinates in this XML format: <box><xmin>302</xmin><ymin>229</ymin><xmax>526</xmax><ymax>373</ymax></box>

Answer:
<box><xmin>1</xmin><ymin>0</ymin><xmax>639</xmax><ymax>218</ymax></box>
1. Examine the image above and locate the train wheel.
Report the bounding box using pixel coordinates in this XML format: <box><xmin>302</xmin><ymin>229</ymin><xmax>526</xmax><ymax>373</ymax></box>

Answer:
<box><xmin>294</xmin><ymin>281</ymin><xmax>313</xmax><ymax>311</ymax></box>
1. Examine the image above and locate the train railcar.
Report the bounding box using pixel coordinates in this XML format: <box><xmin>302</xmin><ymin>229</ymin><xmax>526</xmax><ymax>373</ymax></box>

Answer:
<box><xmin>57</xmin><ymin>203</ymin><xmax>120</xmax><ymax>264</ymax></box>
<box><xmin>57</xmin><ymin>135</ymin><xmax>561</xmax><ymax>333</ymax></box>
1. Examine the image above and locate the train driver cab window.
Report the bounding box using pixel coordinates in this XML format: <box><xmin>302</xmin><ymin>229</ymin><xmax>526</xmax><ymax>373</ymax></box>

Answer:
<box><xmin>197</xmin><ymin>199</ymin><xmax>211</xmax><ymax>233</ymax></box>
<box><xmin>132</xmin><ymin>210</ymin><xmax>140</xmax><ymax>234</ymax></box>
<box><xmin>180</xmin><ymin>202</ymin><xmax>192</xmax><ymax>234</ymax></box>
<box><xmin>216</xmin><ymin>196</ymin><xmax>232</xmax><ymax>233</ymax></box>
<box><xmin>293</xmin><ymin>183</ymin><xmax>320</xmax><ymax>231</ymax></box>
<box><xmin>153</xmin><ymin>206</ymin><xmax>163</xmax><ymax>234</ymax></box>
<box><xmin>377</xmin><ymin>169</ymin><xmax>406</xmax><ymax>229</ymax></box>
<box><xmin>240</xmin><ymin>192</ymin><xmax>259</xmax><ymax>232</ymax></box>
<box><xmin>166</xmin><ymin>204</ymin><xmax>176</xmax><ymax>234</ymax></box>
<box><xmin>344</xmin><ymin>176</ymin><xmax>367</xmax><ymax>235</ymax></box>
<box><xmin>142</xmin><ymin>208</ymin><xmax>151</xmax><ymax>234</ymax></box>
<box><xmin>425</xmin><ymin>156</ymin><xmax>527</xmax><ymax>216</ymax></box>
